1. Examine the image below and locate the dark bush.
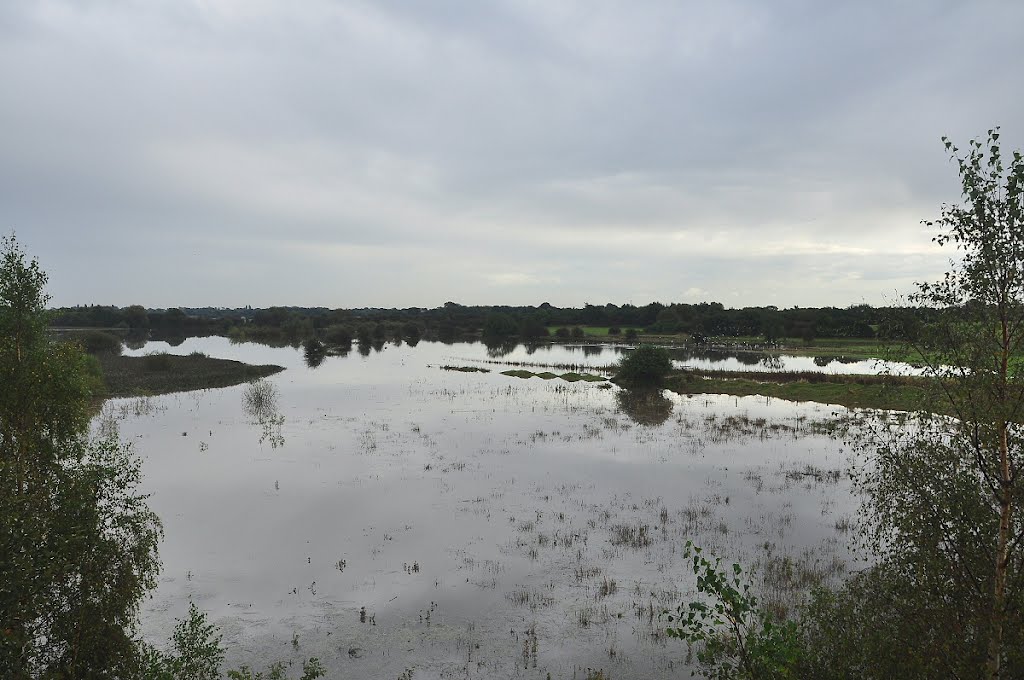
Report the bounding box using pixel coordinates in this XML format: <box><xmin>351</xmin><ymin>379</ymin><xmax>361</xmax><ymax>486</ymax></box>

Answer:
<box><xmin>76</xmin><ymin>330</ymin><xmax>123</xmax><ymax>355</ymax></box>
<box><xmin>303</xmin><ymin>338</ymin><xmax>326</xmax><ymax>368</ymax></box>
<box><xmin>355</xmin><ymin>323</ymin><xmax>374</xmax><ymax>345</ymax></box>
<box><xmin>519</xmin><ymin>316</ymin><xmax>548</xmax><ymax>339</ymax></box>
<box><xmin>554</xmin><ymin>327</ymin><xmax>571</xmax><ymax>339</ymax></box>
<box><xmin>608</xmin><ymin>326</ymin><xmax>621</xmax><ymax>335</ymax></box>
<box><xmin>624</xmin><ymin>328</ymin><xmax>639</xmax><ymax>341</ymax></box>
<box><xmin>851</xmin><ymin>320</ymin><xmax>876</xmax><ymax>339</ymax></box>
<box><xmin>616</xmin><ymin>344</ymin><xmax>672</xmax><ymax>385</ymax></box>
<box><xmin>324</xmin><ymin>324</ymin><xmax>353</xmax><ymax>345</ymax></box>
<box><xmin>403</xmin><ymin>322</ymin><xmax>421</xmax><ymax>342</ymax></box>
<box><xmin>483</xmin><ymin>313</ymin><xmax>518</xmax><ymax>339</ymax></box>
<box><xmin>570</xmin><ymin>326</ymin><xmax>586</xmax><ymax>339</ymax></box>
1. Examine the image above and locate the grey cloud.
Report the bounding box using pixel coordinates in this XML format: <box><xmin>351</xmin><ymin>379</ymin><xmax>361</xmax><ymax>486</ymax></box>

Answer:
<box><xmin>2</xmin><ymin>1</ymin><xmax>1022</xmax><ymax>307</ymax></box>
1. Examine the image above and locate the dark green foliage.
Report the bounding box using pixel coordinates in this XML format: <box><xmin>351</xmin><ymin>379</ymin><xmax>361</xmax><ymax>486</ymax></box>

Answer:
<box><xmin>141</xmin><ymin>602</ymin><xmax>224</xmax><ymax>680</ymax></box>
<box><xmin>799</xmin><ymin>130</ymin><xmax>1024</xmax><ymax>679</ymax></box>
<box><xmin>666</xmin><ymin>543</ymin><xmax>802</xmax><ymax>679</ymax></box>
<box><xmin>76</xmin><ymin>328</ymin><xmax>123</xmax><ymax>355</ymax></box>
<box><xmin>227</xmin><ymin>325</ymin><xmax>290</xmax><ymax>347</ymax></box>
<box><xmin>482</xmin><ymin>312</ymin><xmax>518</xmax><ymax>338</ymax></box>
<box><xmin>402</xmin><ymin>322</ymin><xmax>421</xmax><ymax>342</ymax></box>
<box><xmin>608</xmin><ymin>326</ymin><xmax>621</xmax><ymax>335</ymax></box>
<box><xmin>49</xmin><ymin>298</ymin><xmax>943</xmax><ymax>347</ymax></box>
<box><xmin>2</xmin><ymin>236</ymin><xmax>329</xmax><ymax>677</ymax></box>
<box><xmin>518</xmin><ymin>315</ymin><xmax>548</xmax><ymax>339</ymax></box>
<box><xmin>616</xmin><ymin>344</ymin><xmax>672</xmax><ymax>385</ymax></box>
<box><xmin>797</xmin><ymin>564</ymin><xmax>1024</xmax><ymax>679</ymax></box>
<box><xmin>570</xmin><ymin>326</ymin><xmax>585</xmax><ymax>339</ymax></box>
<box><xmin>850</xmin><ymin>320</ymin><xmax>875</xmax><ymax>338</ymax></box>
<box><xmin>1</xmin><ymin>235</ymin><xmax>163</xmax><ymax>677</ymax></box>
<box><xmin>324</xmin><ymin>324</ymin><xmax>353</xmax><ymax>346</ymax></box>
<box><xmin>799</xmin><ymin>324</ymin><xmax>815</xmax><ymax>346</ymax></box>
<box><xmin>830</xmin><ymin>411</ymin><xmax>1024</xmax><ymax>677</ymax></box>
<box><xmin>898</xmin><ymin>130</ymin><xmax>1024</xmax><ymax>677</ymax></box>
<box><xmin>302</xmin><ymin>338</ymin><xmax>326</xmax><ymax>368</ymax></box>
<box><xmin>624</xmin><ymin>328</ymin><xmax>639</xmax><ymax>341</ymax></box>
<box><xmin>355</xmin><ymin>323</ymin><xmax>373</xmax><ymax>345</ymax></box>
<box><xmin>227</xmin><ymin>658</ymin><xmax>326</xmax><ymax>680</ymax></box>
<box><xmin>143</xmin><ymin>604</ymin><xmax>325</xmax><ymax>680</ymax></box>
<box><xmin>649</xmin><ymin>307</ymin><xmax>684</xmax><ymax>333</ymax></box>
<box><xmin>123</xmin><ymin>304</ymin><xmax>149</xmax><ymax>329</ymax></box>
<box><xmin>554</xmin><ymin>327</ymin><xmax>571</xmax><ymax>339</ymax></box>
<box><xmin>762</xmin><ymin>318</ymin><xmax>784</xmax><ymax>343</ymax></box>
<box><xmin>879</xmin><ymin>309</ymin><xmax>921</xmax><ymax>341</ymax></box>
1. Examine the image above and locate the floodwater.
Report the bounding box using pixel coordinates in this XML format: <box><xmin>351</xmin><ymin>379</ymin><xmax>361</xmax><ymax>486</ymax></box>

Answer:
<box><xmin>436</xmin><ymin>341</ymin><xmax>914</xmax><ymax>376</ymax></box>
<box><xmin>102</xmin><ymin>337</ymin><xmax>863</xmax><ymax>678</ymax></box>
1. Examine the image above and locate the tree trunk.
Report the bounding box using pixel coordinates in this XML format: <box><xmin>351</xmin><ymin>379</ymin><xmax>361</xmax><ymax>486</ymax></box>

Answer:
<box><xmin>985</xmin><ymin>425</ymin><xmax>1013</xmax><ymax>679</ymax></box>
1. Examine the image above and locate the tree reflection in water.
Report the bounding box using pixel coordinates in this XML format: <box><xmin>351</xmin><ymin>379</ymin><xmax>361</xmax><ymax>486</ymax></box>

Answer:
<box><xmin>485</xmin><ymin>339</ymin><xmax>518</xmax><ymax>358</ymax></box>
<box><xmin>242</xmin><ymin>379</ymin><xmax>285</xmax><ymax>448</ymax></box>
<box><xmin>303</xmin><ymin>338</ymin><xmax>327</xmax><ymax>368</ymax></box>
<box><xmin>616</xmin><ymin>388</ymin><xmax>674</xmax><ymax>427</ymax></box>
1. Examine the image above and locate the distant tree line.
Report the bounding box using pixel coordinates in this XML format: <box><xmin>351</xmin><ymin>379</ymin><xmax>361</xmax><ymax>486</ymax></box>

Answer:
<box><xmin>48</xmin><ymin>300</ymin><xmax>950</xmax><ymax>344</ymax></box>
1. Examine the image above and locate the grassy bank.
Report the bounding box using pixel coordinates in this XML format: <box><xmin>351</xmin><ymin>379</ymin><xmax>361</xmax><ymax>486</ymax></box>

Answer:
<box><xmin>96</xmin><ymin>352</ymin><xmax>285</xmax><ymax>398</ymax></box>
<box><xmin>662</xmin><ymin>370</ymin><xmax>933</xmax><ymax>412</ymax></box>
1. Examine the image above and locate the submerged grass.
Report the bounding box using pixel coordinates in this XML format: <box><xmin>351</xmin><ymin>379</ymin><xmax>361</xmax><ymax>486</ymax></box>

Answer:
<box><xmin>440</xmin><ymin>365</ymin><xmax>491</xmax><ymax>373</ymax></box>
<box><xmin>97</xmin><ymin>353</ymin><xmax>285</xmax><ymax>398</ymax></box>
<box><xmin>501</xmin><ymin>369</ymin><xmax>608</xmax><ymax>383</ymax></box>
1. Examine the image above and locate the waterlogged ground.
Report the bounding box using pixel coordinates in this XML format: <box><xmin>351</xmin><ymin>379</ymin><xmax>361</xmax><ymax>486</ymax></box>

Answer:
<box><xmin>443</xmin><ymin>341</ymin><xmax>913</xmax><ymax>375</ymax></box>
<box><xmin>101</xmin><ymin>338</ymin><xmax>862</xmax><ymax>679</ymax></box>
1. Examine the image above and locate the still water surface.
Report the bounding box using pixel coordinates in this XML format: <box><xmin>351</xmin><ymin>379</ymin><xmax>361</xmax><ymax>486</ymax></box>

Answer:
<box><xmin>433</xmin><ymin>341</ymin><xmax>911</xmax><ymax>375</ymax></box>
<box><xmin>103</xmin><ymin>338</ymin><xmax>861</xmax><ymax>678</ymax></box>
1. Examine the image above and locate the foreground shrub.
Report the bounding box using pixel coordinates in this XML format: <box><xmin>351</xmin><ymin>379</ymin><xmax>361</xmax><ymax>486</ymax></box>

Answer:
<box><xmin>667</xmin><ymin>543</ymin><xmax>802</xmax><ymax>679</ymax></box>
<box><xmin>143</xmin><ymin>603</ymin><xmax>324</xmax><ymax>680</ymax></box>
<box><xmin>1</xmin><ymin>235</ymin><xmax>161</xmax><ymax>677</ymax></box>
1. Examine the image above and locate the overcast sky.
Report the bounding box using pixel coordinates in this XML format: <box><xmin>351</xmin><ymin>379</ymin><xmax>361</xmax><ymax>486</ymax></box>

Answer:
<box><xmin>3</xmin><ymin>1</ymin><xmax>1022</xmax><ymax>309</ymax></box>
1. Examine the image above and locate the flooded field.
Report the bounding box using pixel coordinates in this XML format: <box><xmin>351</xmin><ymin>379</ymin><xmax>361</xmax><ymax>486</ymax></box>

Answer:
<box><xmin>438</xmin><ymin>341</ymin><xmax>913</xmax><ymax>376</ymax></box>
<box><xmin>103</xmin><ymin>337</ymin><xmax>863</xmax><ymax>678</ymax></box>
